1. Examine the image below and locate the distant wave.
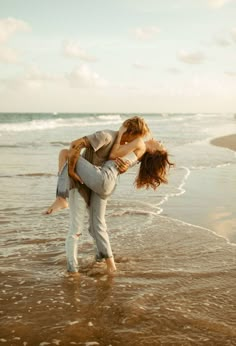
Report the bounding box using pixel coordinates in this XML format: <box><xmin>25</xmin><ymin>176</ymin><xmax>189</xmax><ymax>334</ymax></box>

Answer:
<box><xmin>0</xmin><ymin>143</ymin><xmax>37</xmax><ymax>148</ymax></box>
<box><xmin>0</xmin><ymin>173</ymin><xmax>55</xmax><ymax>178</ymax></box>
<box><xmin>0</xmin><ymin>142</ymin><xmax>70</xmax><ymax>148</ymax></box>
<box><xmin>0</xmin><ymin>114</ymin><xmax>123</xmax><ymax>133</ymax></box>
<box><xmin>97</xmin><ymin>115</ymin><xmax>122</xmax><ymax>120</ymax></box>
<box><xmin>0</xmin><ymin>144</ymin><xmax>24</xmax><ymax>148</ymax></box>
<box><xmin>50</xmin><ymin>141</ymin><xmax>71</xmax><ymax>146</ymax></box>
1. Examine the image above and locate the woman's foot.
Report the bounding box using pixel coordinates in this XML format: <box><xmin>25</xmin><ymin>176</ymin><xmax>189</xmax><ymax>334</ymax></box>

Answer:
<box><xmin>44</xmin><ymin>197</ymin><xmax>68</xmax><ymax>215</ymax></box>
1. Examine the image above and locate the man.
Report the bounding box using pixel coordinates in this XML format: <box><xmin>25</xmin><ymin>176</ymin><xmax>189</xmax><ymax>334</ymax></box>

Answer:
<box><xmin>46</xmin><ymin>117</ymin><xmax>150</xmax><ymax>274</ymax></box>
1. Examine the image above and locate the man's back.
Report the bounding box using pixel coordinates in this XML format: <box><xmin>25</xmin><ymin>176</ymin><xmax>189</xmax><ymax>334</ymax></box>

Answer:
<box><xmin>86</xmin><ymin>129</ymin><xmax>117</xmax><ymax>166</ymax></box>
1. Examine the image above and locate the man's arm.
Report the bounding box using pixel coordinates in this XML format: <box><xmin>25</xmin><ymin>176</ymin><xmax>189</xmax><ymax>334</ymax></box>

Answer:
<box><xmin>115</xmin><ymin>157</ymin><xmax>130</xmax><ymax>174</ymax></box>
<box><xmin>70</xmin><ymin>136</ymin><xmax>91</xmax><ymax>150</ymax></box>
<box><xmin>68</xmin><ymin>136</ymin><xmax>91</xmax><ymax>183</ymax></box>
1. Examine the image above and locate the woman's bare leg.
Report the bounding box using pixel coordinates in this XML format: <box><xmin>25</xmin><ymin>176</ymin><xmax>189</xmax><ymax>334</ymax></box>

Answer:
<box><xmin>58</xmin><ymin>149</ymin><xmax>69</xmax><ymax>173</ymax></box>
<box><xmin>44</xmin><ymin>196</ymin><xmax>68</xmax><ymax>215</ymax></box>
<box><xmin>44</xmin><ymin>149</ymin><xmax>69</xmax><ymax>215</ymax></box>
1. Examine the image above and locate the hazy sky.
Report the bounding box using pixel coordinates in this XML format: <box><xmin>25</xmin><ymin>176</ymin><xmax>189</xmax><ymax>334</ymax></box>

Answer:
<box><xmin>0</xmin><ymin>0</ymin><xmax>235</xmax><ymax>113</ymax></box>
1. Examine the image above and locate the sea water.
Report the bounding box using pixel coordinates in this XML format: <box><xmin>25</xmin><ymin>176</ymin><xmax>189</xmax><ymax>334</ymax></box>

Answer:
<box><xmin>0</xmin><ymin>113</ymin><xmax>235</xmax><ymax>345</ymax></box>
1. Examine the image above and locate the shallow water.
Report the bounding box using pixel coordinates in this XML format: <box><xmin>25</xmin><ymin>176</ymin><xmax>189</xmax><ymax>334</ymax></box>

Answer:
<box><xmin>1</xmin><ymin>211</ymin><xmax>236</xmax><ymax>345</ymax></box>
<box><xmin>0</xmin><ymin>113</ymin><xmax>236</xmax><ymax>345</ymax></box>
<box><xmin>1</xmin><ymin>212</ymin><xmax>236</xmax><ymax>345</ymax></box>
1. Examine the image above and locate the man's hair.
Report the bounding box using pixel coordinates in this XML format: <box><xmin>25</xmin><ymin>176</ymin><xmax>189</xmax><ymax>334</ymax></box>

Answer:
<box><xmin>123</xmin><ymin>116</ymin><xmax>150</xmax><ymax>137</ymax></box>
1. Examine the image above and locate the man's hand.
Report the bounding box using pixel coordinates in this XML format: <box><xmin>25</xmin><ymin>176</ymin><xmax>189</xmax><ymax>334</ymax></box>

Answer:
<box><xmin>68</xmin><ymin>148</ymin><xmax>84</xmax><ymax>184</ymax></box>
<box><xmin>115</xmin><ymin>157</ymin><xmax>130</xmax><ymax>174</ymax></box>
<box><xmin>118</xmin><ymin>125</ymin><xmax>128</xmax><ymax>137</ymax></box>
<box><xmin>68</xmin><ymin>137</ymin><xmax>91</xmax><ymax>183</ymax></box>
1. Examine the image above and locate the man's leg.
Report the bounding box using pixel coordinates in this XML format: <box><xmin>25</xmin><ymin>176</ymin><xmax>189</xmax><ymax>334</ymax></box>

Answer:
<box><xmin>66</xmin><ymin>188</ymin><xmax>86</xmax><ymax>273</ymax></box>
<box><xmin>89</xmin><ymin>192</ymin><xmax>116</xmax><ymax>274</ymax></box>
<box><xmin>88</xmin><ymin>191</ymin><xmax>105</xmax><ymax>263</ymax></box>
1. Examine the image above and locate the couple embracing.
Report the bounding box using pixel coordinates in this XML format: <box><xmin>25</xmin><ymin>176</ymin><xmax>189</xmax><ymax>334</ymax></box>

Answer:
<box><xmin>45</xmin><ymin>116</ymin><xmax>173</xmax><ymax>276</ymax></box>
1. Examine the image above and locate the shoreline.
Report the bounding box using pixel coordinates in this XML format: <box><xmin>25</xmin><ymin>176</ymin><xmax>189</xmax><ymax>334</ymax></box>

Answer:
<box><xmin>164</xmin><ymin>132</ymin><xmax>236</xmax><ymax>244</ymax></box>
<box><xmin>210</xmin><ymin>133</ymin><xmax>236</xmax><ymax>152</ymax></box>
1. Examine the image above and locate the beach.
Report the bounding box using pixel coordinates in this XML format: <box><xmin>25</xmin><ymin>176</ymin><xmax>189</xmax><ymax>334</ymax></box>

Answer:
<box><xmin>209</xmin><ymin>134</ymin><xmax>236</xmax><ymax>243</ymax></box>
<box><xmin>211</xmin><ymin>134</ymin><xmax>236</xmax><ymax>152</ymax></box>
<box><xmin>164</xmin><ymin>132</ymin><xmax>236</xmax><ymax>244</ymax></box>
<box><xmin>0</xmin><ymin>113</ymin><xmax>236</xmax><ymax>345</ymax></box>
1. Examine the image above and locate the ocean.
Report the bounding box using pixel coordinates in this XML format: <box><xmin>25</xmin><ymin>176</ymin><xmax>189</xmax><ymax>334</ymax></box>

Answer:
<box><xmin>0</xmin><ymin>113</ymin><xmax>236</xmax><ymax>345</ymax></box>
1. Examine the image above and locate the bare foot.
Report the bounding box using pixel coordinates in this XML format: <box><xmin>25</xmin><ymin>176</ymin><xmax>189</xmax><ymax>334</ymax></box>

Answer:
<box><xmin>67</xmin><ymin>271</ymin><xmax>80</xmax><ymax>277</ymax></box>
<box><xmin>87</xmin><ymin>265</ymin><xmax>117</xmax><ymax>277</ymax></box>
<box><xmin>43</xmin><ymin>197</ymin><xmax>68</xmax><ymax>215</ymax></box>
<box><xmin>93</xmin><ymin>261</ymin><xmax>106</xmax><ymax>269</ymax></box>
<box><xmin>105</xmin><ymin>257</ymin><xmax>117</xmax><ymax>276</ymax></box>
<box><xmin>106</xmin><ymin>267</ymin><xmax>117</xmax><ymax>276</ymax></box>
<box><xmin>87</xmin><ymin>267</ymin><xmax>106</xmax><ymax>276</ymax></box>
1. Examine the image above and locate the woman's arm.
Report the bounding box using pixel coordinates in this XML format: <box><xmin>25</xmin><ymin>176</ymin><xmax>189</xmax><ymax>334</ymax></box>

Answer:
<box><xmin>109</xmin><ymin>126</ymin><xmax>145</xmax><ymax>160</ymax></box>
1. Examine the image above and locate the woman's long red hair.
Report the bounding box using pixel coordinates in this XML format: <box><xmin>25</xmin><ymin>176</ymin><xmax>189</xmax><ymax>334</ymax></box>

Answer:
<box><xmin>135</xmin><ymin>150</ymin><xmax>174</xmax><ymax>190</ymax></box>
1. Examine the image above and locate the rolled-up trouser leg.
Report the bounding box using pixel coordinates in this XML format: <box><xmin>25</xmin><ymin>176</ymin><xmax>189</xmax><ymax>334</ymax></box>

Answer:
<box><xmin>66</xmin><ymin>188</ymin><xmax>86</xmax><ymax>272</ymax></box>
<box><xmin>56</xmin><ymin>163</ymin><xmax>70</xmax><ymax>198</ymax></box>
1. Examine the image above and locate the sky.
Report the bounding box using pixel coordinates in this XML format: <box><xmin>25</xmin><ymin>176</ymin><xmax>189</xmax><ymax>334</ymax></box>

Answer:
<box><xmin>0</xmin><ymin>0</ymin><xmax>235</xmax><ymax>113</ymax></box>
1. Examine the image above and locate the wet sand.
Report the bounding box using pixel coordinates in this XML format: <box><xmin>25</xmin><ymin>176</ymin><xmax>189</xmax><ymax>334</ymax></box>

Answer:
<box><xmin>209</xmin><ymin>134</ymin><xmax>236</xmax><ymax>242</ymax></box>
<box><xmin>1</xmin><ymin>213</ymin><xmax>236</xmax><ymax>346</ymax></box>
<box><xmin>211</xmin><ymin>133</ymin><xmax>236</xmax><ymax>152</ymax></box>
<box><xmin>164</xmin><ymin>133</ymin><xmax>236</xmax><ymax>244</ymax></box>
<box><xmin>1</xmin><ymin>132</ymin><xmax>236</xmax><ymax>345</ymax></box>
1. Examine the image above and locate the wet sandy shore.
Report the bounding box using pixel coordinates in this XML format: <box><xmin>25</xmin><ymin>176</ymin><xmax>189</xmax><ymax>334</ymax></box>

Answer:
<box><xmin>211</xmin><ymin>134</ymin><xmax>236</xmax><ymax>152</ymax></box>
<box><xmin>1</xmin><ymin>212</ymin><xmax>236</xmax><ymax>346</ymax></box>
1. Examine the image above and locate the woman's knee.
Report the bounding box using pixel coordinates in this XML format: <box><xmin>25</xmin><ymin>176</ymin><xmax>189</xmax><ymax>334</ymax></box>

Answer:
<box><xmin>59</xmin><ymin>149</ymin><xmax>69</xmax><ymax>160</ymax></box>
<box><xmin>58</xmin><ymin>149</ymin><xmax>69</xmax><ymax>172</ymax></box>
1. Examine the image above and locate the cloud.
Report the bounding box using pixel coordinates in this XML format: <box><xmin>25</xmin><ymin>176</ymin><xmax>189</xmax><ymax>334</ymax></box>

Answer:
<box><xmin>214</xmin><ymin>36</ymin><xmax>231</xmax><ymax>46</ymax></box>
<box><xmin>133</xmin><ymin>26</ymin><xmax>160</xmax><ymax>41</ymax></box>
<box><xmin>166</xmin><ymin>67</ymin><xmax>182</xmax><ymax>74</ymax></box>
<box><xmin>0</xmin><ymin>17</ymin><xmax>31</xmax><ymax>43</ymax></box>
<box><xmin>63</xmin><ymin>40</ymin><xmax>97</xmax><ymax>62</ymax></box>
<box><xmin>1</xmin><ymin>76</ymin><xmax>42</xmax><ymax>90</ymax></box>
<box><xmin>67</xmin><ymin>64</ymin><xmax>109</xmax><ymax>88</ymax></box>
<box><xmin>224</xmin><ymin>71</ymin><xmax>236</xmax><ymax>77</ymax></box>
<box><xmin>0</xmin><ymin>45</ymin><xmax>20</xmax><ymax>63</ymax></box>
<box><xmin>1</xmin><ymin>65</ymin><xmax>61</xmax><ymax>90</ymax></box>
<box><xmin>207</xmin><ymin>0</ymin><xmax>232</xmax><ymax>8</ymax></box>
<box><xmin>231</xmin><ymin>28</ymin><xmax>236</xmax><ymax>42</ymax></box>
<box><xmin>1</xmin><ymin>64</ymin><xmax>108</xmax><ymax>91</ymax></box>
<box><xmin>24</xmin><ymin>65</ymin><xmax>60</xmax><ymax>82</ymax></box>
<box><xmin>177</xmin><ymin>50</ymin><xmax>206</xmax><ymax>64</ymax></box>
<box><xmin>133</xmin><ymin>61</ymin><xmax>149</xmax><ymax>69</ymax></box>
<box><xmin>0</xmin><ymin>18</ymin><xmax>31</xmax><ymax>65</ymax></box>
